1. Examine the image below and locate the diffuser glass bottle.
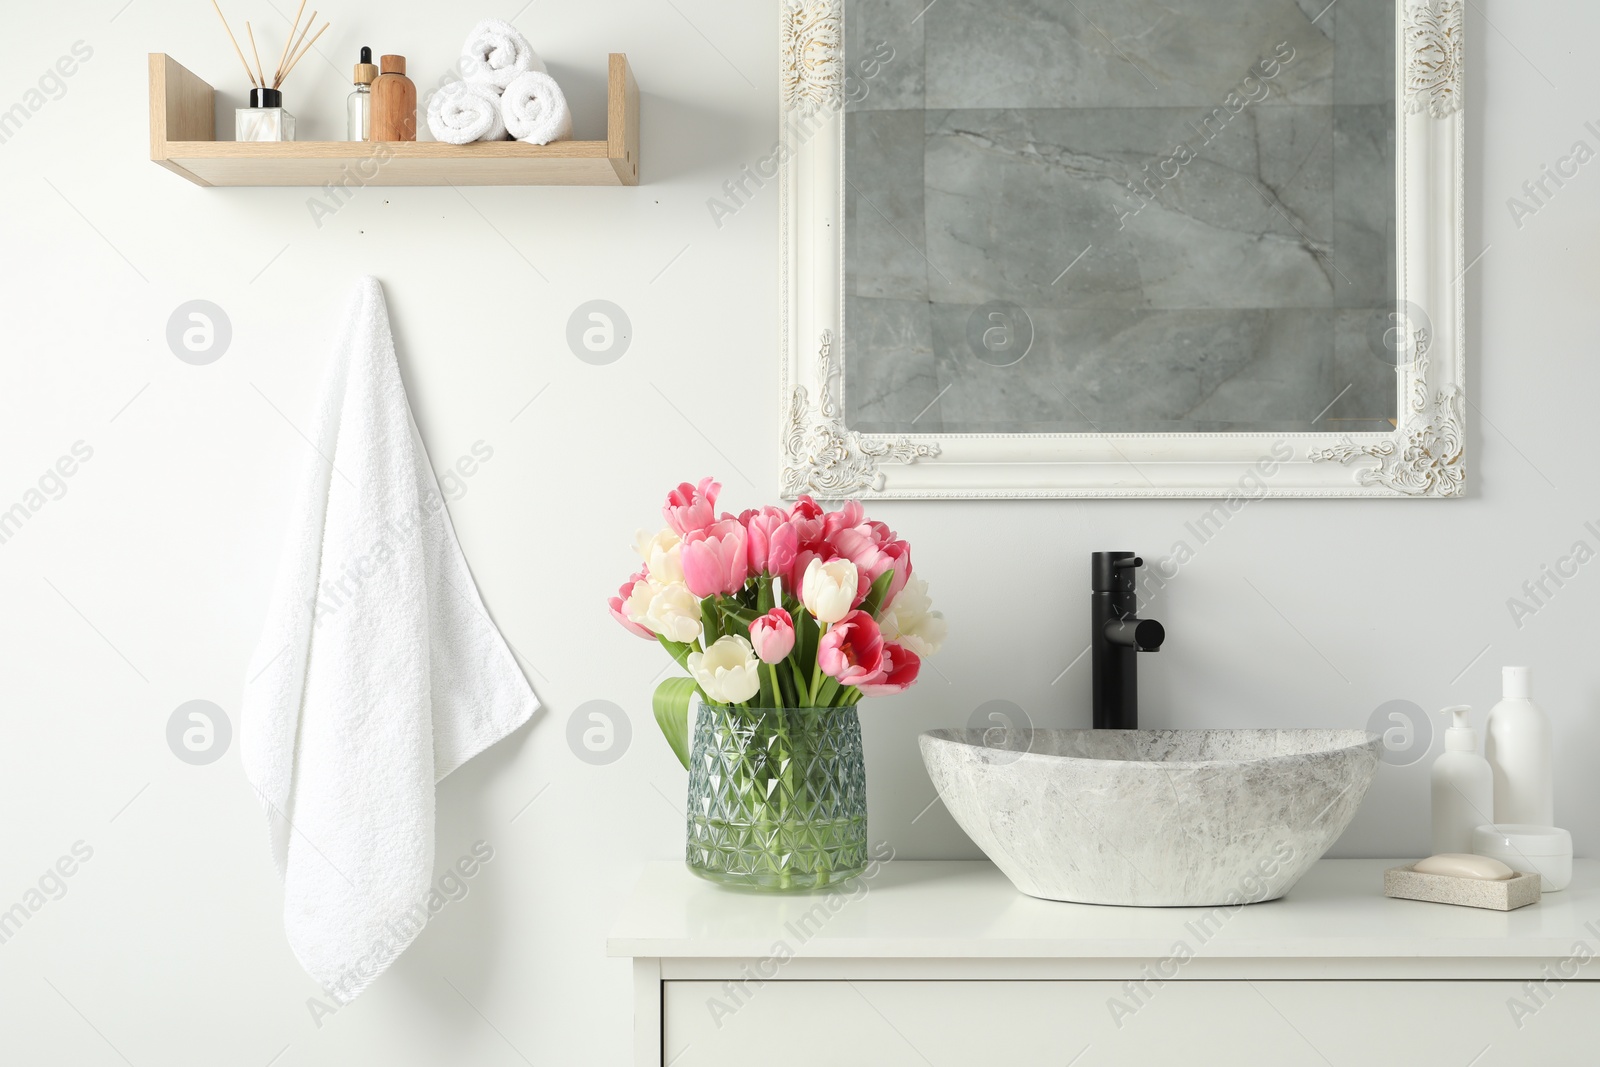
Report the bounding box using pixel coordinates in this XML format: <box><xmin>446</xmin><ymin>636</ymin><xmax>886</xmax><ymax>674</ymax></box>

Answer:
<box><xmin>237</xmin><ymin>88</ymin><xmax>296</xmax><ymax>142</ymax></box>
<box><xmin>347</xmin><ymin>47</ymin><xmax>377</xmax><ymax>141</ymax></box>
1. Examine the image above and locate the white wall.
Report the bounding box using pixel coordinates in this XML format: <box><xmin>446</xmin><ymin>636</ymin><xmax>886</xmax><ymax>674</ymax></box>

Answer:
<box><xmin>0</xmin><ymin>2</ymin><xmax>1595</xmax><ymax>1063</ymax></box>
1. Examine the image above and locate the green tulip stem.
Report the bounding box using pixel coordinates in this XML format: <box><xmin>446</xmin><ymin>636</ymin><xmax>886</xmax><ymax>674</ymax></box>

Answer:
<box><xmin>809</xmin><ymin>621</ymin><xmax>829</xmax><ymax>707</ymax></box>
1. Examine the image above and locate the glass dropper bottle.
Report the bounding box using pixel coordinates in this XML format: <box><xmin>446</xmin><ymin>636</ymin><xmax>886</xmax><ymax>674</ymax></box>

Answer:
<box><xmin>347</xmin><ymin>46</ymin><xmax>377</xmax><ymax>141</ymax></box>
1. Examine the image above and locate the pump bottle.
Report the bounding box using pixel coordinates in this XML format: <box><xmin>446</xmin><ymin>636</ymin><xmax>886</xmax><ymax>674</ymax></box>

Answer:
<box><xmin>1431</xmin><ymin>704</ymin><xmax>1494</xmax><ymax>854</ymax></box>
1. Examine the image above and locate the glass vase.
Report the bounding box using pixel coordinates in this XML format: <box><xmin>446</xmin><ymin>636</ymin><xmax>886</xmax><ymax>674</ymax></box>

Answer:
<box><xmin>686</xmin><ymin>702</ymin><xmax>868</xmax><ymax>892</ymax></box>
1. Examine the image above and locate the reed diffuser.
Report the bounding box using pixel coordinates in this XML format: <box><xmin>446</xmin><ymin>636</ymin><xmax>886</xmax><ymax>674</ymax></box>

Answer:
<box><xmin>209</xmin><ymin>0</ymin><xmax>329</xmax><ymax>142</ymax></box>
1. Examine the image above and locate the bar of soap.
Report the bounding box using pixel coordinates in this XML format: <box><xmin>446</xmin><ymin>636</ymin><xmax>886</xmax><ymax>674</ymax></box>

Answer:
<box><xmin>1414</xmin><ymin>853</ymin><xmax>1514</xmax><ymax>881</ymax></box>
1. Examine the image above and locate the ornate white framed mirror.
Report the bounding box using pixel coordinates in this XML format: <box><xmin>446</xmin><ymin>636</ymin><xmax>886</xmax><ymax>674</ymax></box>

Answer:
<box><xmin>779</xmin><ymin>0</ymin><xmax>1464</xmax><ymax>498</ymax></box>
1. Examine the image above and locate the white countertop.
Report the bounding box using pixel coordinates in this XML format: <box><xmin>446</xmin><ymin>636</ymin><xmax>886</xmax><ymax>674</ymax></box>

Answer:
<box><xmin>608</xmin><ymin>859</ymin><xmax>1600</xmax><ymax>961</ymax></box>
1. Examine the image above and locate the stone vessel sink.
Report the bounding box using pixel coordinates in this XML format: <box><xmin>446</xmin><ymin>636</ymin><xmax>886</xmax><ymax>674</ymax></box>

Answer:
<box><xmin>919</xmin><ymin>729</ymin><xmax>1382</xmax><ymax>907</ymax></box>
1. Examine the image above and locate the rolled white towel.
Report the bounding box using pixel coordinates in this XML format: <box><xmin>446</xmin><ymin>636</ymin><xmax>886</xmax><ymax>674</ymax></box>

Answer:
<box><xmin>426</xmin><ymin>80</ymin><xmax>507</xmax><ymax>144</ymax></box>
<box><xmin>503</xmin><ymin>71</ymin><xmax>572</xmax><ymax>145</ymax></box>
<box><xmin>461</xmin><ymin>18</ymin><xmax>545</xmax><ymax>91</ymax></box>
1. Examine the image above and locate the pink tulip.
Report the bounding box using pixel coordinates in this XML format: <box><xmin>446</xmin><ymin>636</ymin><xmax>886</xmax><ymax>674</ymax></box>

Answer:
<box><xmin>821</xmin><ymin>503</ymin><xmax>893</xmax><ymax>592</ymax></box>
<box><xmin>820</xmin><ymin>500</ymin><xmax>867</xmax><ymax>544</ymax></box>
<box><xmin>790</xmin><ymin>495</ymin><xmax>824</xmax><ymax>523</ymax></box>
<box><xmin>829</xmin><ymin>525</ymin><xmax>911</xmax><ymax>604</ymax></box>
<box><xmin>742</xmin><ymin>506</ymin><xmax>799</xmax><ymax>578</ymax></box>
<box><xmin>663</xmin><ymin>477</ymin><xmax>721</xmax><ymax>536</ymax></box>
<box><xmin>856</xmin><ymin>641</ymin><xmax>921</xmax><ymax>696</ymax></box>
<box><xmin>865</xmin><ymin>518</ymin><xmax>897</xmax><ymax>543</ymax></box>
<box><xmin>680</xmin><ymin>518</ymin><xmax>750</xmax><ymax>598</ymax></box>
<box><xmin>817</xmin><ymin>610</ymin><xmax>885</xmax><ymax>687</ymax></box>
<box><xmin>609</xmin><ymin>571</ymin><xmax>654</xmax><ymax>639</ymax></box>
<box><xmin>748</xmin><ymin>607</ymin><xmax>796</xmax><ymax>664</ymax></box>
<box><xmin>864</xmin><ymin>521</ymin><xmax>914</xmax><ymax>600</ymax></box>
<box><xmin>878</xmin><ymin>539</ymin><xmax>912</xmax><ymax>604</ymax></box>
<box><xmin>789</xmin><ymin>496</ymin><xmax>826</xmax><ymax>550</ymax></box>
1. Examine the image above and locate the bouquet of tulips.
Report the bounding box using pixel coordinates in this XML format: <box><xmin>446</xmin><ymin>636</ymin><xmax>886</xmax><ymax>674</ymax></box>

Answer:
<box><xmin>609</xmin><ymin>478</ymin><xmax>946</xmax><ymax>766</ymax></box>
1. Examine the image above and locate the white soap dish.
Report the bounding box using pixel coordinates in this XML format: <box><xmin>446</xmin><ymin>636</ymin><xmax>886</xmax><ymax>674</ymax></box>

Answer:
<box><xmin>1384</xmin><ymin>864</ymin><xmax>1541</xmax><ymax>911</ymax></box>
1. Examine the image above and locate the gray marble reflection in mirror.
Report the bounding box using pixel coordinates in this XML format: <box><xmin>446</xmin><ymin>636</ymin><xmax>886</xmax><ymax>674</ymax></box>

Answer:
<box><xmin>843</xmin><ymin>0</ymin><xmax>1398</xmax><ymax>436</ymax></box>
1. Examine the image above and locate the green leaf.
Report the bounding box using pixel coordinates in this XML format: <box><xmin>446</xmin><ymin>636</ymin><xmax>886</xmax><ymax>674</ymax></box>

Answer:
<box><xmin>860</xmin><ymin>568</ymin><xmax>896</xmax><ymax>618</ymax></box>
<box><xmin>657</xmin><ymin>635</ymin><xmax>693</xmax><ymax>670</ymax></box>
<box><xmin>756</xmin><ymin>575</ymin><xmax>774</xmax><ymax>616</ymax></box>
<box><xmin>719</xmin><ymin>601</ymin><xmax>760</xmax><ymax>630</ymax></box>
<box><xmin>775</xmin><ymin>660</ymin><xmax>799</xmax><ymax>707</ymax></box>
<box><xmin>653</xmin><ymin>677</ymin><xmax>699</xmax><ymax>770</ymax></box>
<box><xmin>814</xmin><ymin>675</ymin><xmax>842</xmax><ymax>708</ymax></box>
<box><xmin>788</xmin><ymin>658</ymin><xmax>813</xmax><ymax>706</ymax></box>
<box><xmin>796</xmin><ymin>608</ymin><xmax>819</xmax><ymax>676</ymax></box>
<box><xmin>699</xmin><ymin>598</ymin><xmax>721</xmax><ymax>645</ymax></box>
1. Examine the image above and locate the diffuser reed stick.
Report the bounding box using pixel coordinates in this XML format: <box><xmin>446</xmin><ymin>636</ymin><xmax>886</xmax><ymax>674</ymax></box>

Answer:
<box><xmin>208</xmin><ymin>0</ymin><xmax>259</xmax><ymax>87</ymax></box>
<box><xmin>246</xmin><ymin>22</ymin><xmax>267</xmax><ymax>87</ymax></box>
<box><xmin>272</xmin><ymin>0</ymin><xmax>307</xmax><ymax>88</ymax></box>
<box><xmin>278</xmin><ymin>21</ymin><xmax>330</xmax><ymax>86</ymax></box>
<box><xmin>283</xmin><ymin>10</ymin><xmax>318</xmax><ymax>71</ymax></box>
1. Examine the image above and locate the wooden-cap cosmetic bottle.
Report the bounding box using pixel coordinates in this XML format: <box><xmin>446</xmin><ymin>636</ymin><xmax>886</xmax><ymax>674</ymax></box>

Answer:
<box><xmin>371</xmin><ymin>54</ymin><xmax>416</xmax><ymax>141</ymax></box>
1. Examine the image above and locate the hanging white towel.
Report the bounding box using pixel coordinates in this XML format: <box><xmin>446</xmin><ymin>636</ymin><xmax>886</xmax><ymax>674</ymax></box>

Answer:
<box><xmin>240</xmin><ymin>276</ymin><xmax>537</xmax><ymax>1002</ymax></box>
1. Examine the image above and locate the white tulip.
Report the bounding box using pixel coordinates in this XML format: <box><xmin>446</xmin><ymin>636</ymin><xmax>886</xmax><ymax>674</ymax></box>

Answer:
<box><xmin>626</xmin><ymin>579</ymin><xmax>702</xmax><ymax>644</ymax></box>
<box><xmin>688</xmin><ymin>635</ymin><xmax>762</xmax><ymax>705</ymax></box>
<box><xmin>633</xmin><ymin>527</ymin><xmax>684</xmax><ymax>585</ymax></box>
<box><xmin>879</xmin><ymin>577</ymin><xmax>947</xmax><ymax>657</ymax></box>
<box><xmin>801</xmin><ymin>557</ymin><xmax>859</xmax><ymax>624</ymax></box>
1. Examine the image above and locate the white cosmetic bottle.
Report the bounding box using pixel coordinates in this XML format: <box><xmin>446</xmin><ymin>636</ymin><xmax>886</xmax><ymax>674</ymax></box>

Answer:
<box><xmin>1431</xmin><ymin>705</ymin><xmax>1494</xmax><ymax>854</ymax></box>
<box><xmin>1483</xmin><ymin>666</ymin><xmax>1554</xmax><ymax>826</ymax></box>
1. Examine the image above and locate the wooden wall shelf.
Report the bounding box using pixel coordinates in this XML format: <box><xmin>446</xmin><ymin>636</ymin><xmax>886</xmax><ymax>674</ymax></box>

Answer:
<box><xmin>148</xmin><ymin>53</ymin><xmax>639</xmax><ymax>187</ymax></box>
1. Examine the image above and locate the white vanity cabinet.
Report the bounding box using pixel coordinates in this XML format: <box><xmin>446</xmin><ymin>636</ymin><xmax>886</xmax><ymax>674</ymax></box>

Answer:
<box><xmin>609</xmin><ymin>860</ymin><xmax>1600</xmax><ymax>1066</ymax></box>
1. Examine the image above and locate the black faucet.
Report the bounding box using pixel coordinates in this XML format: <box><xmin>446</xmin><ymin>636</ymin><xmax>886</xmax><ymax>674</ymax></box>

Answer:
<box><xmin>1091</xmin><ymin>552</ymin><xmax>1165</xmax><ymax>730</ymax></box>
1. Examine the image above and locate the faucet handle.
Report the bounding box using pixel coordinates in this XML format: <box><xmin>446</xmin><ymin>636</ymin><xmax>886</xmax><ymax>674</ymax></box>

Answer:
<box><xmin>1092</xmin><ymin>551</ymin><xmax>1143</xmax><ymax>592</ymax></box>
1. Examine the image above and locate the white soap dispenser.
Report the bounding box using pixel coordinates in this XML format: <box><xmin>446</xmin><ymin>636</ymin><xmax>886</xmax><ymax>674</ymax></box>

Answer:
<box><xmin>1431</xmin><ymin>705</ymin><xmax>1494</xmax><ymax>855</ymax></box>
<box><xmin>1484</xmin><ymin>666</ymin><xmax>1555</xmax><ymax>826</ymax></box>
